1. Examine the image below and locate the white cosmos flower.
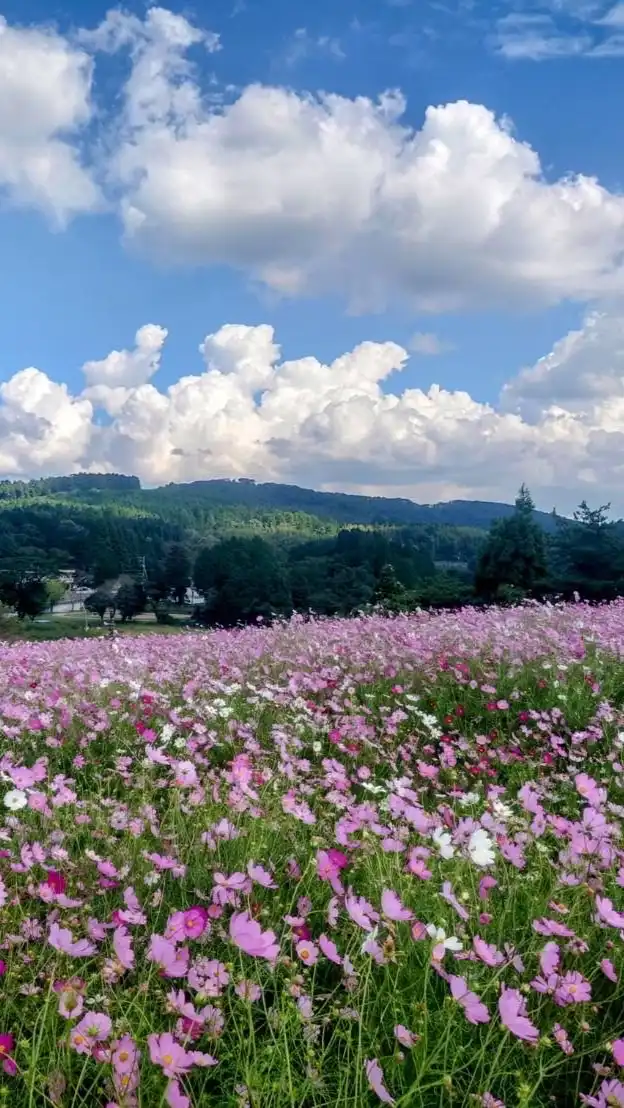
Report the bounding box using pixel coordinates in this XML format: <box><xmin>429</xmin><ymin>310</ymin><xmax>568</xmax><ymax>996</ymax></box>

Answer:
<box><xmin>467</xmin><ymin>827</ymin><xmax>496</xmax><ymax>868</ymax></box>
<box><xmin>425</xmin><ymin>924</ymin><xmax>462</xmax><ymax>951</ymax></box>
<box><xmin>4</xmin><ymin>789</ymin><xmax>28</xmax><ymax>811</ymax></box>
<box><xmin>431</xmin><ymin>827</ymin><xmax>455</xmax><ymax>859</ymax></box>
<box><xmin>458</xmin><ymin>791</ymin><xmax>480</xmax><ymax>807</ymax></box>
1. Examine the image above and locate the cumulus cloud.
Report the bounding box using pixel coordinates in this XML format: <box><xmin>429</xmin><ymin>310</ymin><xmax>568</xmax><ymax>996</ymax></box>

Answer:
<box><xmin>0</xmin><ymin>313</ymin><xmax>624</xmax><ymax>511</ymax></box>
<box><xmin>0</xmin><ymin>369</ymin><xmax>93</xmax><ymax>475</ymax></box>
<box><xmin>73</xmin><ymin>6</ymin><xmax>624</xmax><ymax>312</ymax></box>
<box><xmin>3</xmin><ymin>6</ymin><xmax>624</xmax><ymax>308</ymax></box>
<box><xmin>0</xmin><ymin>16</ymin><xmax>100</xmax><ymax>221</ymax></box>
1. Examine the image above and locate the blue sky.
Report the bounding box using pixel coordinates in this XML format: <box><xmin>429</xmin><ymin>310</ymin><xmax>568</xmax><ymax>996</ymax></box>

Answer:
<box><xmin>1</xmin><ymin>0</ymin><xmax>624</xmax><ymax>508</ymax></box>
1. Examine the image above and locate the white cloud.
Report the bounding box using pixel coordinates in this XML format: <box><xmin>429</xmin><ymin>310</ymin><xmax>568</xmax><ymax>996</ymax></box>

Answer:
<box><xmin>1</xmin><ymin>313</ymin><xmax>624</xmax><ymax>511</ymax></box>
<box><xmin>492</xmin><ymin>14</ymin><xmax>592</xmax><ymax>59</ymax></box>
<box><xmin>0</xmin><ymin>369</ymin><xmax>93</xmax><ymax>474</ymax></box>
<box><xmin>409</xmin><ymin>332</ymin><xmax>454</xmax><ymax>355</ymax></box>
<box><xmin>598</xmin><ymin>3</ymin><xmax>624</xmax><ymax>26</ymax></box>
<box><xmin>71</xmin><ymin>6</ymin><xmax>624</xmax><ymax>312</ymax></box>
<box><xmin>1</xmin><ymin>6</ymin><xmax>624</xmax><ymax>311</ymax></box>
<box><xmin>0</xmin><ymin>16</ymin><xmax>100</xmax><ymax>221</ymax></box>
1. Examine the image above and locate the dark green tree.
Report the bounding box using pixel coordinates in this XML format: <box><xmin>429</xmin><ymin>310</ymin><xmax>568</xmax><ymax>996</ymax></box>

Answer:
<box><xmin>475</xmin><ymin>485</ymin><xmax>548</xmax><ymax>602</ymax></box>
<box><xmin>84</xmin><ymin>588</ymin><xmax>116</xmax><ymax>624</ymax></box>
<box><xmin>373</xmin><ymin>564</ymin><xmax>407</xmax><ymax>612</ymax></box>
<box><xmin>163</xmin><ymin>543</ymin><xmax>191</xmax><ymax>605</ymax></box>
<box><xmin>194</xmin><ymin>537</ymin><xmax>292</xmax><ymax>626</ymax></box>
<box><xmin>552</xmin><ymin>501</ymin><xmax>624</xmax><ymax>600</ymax></box>
<box><xmin>115</xmin><ymin>580</ymin><xmax>147</xmax><ymax>622</ymax></box>
<box><xmin>0</xmin><ymin>574</ymin><xmax>49</xmax><ymax>620</ymax></box>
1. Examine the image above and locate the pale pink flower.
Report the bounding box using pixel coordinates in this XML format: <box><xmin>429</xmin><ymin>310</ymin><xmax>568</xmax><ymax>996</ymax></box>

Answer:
<box><xmin>365</xmin><ymin>1058</ymin><xmax>395</xmax><ymax>1105</ymax></box>
<box><xmin>229</xmin><ymin>911</ymin><xmax>279</xmax><ymax>962</ymax></box>
<box><xmin>381</xmin><ymin>889</ymin><xmax>413</xmax><ymax>922</ymax></box>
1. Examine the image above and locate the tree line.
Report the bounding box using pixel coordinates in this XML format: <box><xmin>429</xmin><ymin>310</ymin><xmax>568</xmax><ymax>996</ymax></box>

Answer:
<box><xmin>1</xmin><ymin>476</ymin><xmax>623</xmax><ymax>628</ymax></box>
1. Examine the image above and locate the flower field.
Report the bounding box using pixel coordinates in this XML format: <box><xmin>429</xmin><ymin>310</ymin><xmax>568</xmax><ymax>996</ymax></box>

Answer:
<box><xmin>1</xmin><ymin>603</ymin><xmax>624</xmax><ymax>1108</ymax></box>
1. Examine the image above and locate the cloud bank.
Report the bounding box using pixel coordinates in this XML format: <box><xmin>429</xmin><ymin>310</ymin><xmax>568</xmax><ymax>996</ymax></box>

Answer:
<box><xmin>1</xmin><ymin>312</ymin><xmax>624</xmax><ymax>512</ymax></box>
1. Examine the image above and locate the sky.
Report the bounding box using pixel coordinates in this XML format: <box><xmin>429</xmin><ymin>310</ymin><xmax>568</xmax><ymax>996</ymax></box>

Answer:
<box><xmin>2</xmin><ymin>0</ymin><xmax>624</xmax><ymax>511</ymax></box>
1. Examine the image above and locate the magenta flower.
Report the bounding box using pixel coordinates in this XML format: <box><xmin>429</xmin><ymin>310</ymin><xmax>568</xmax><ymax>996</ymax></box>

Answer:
<box><xmin>613</xmin><ymin>1040</ymin><xmax>624</xmax><ymax>1066</ymax></box>
<box><xmin>229</xmin><ymin>911</ymin><xmax>279</xmax><ymax>962</ymax></box>
<box><xmin>0</xmin><ymin>1033</ymin><xmax>15</xmax><ymax>1077</ymax></box>
<box><xmin>166</xmin><ymin>907</ymin><xmax>209</xmax><ymax>942</ymax></box>
<box><xmin>364</xmin><ymin>1058</ymin><xmax>395</xmax><ymax>1105</ymax></box>
<box><xmin>381</xmin><ymin>889</ymin><xmax>413</xmax><ymax>922</ymax></box>
<box><xmin>449</xmin><ymin>975</ymin><xmax>490</xmax><ymax>1025</ymax></box>
<box><xmin>498</xmin><ymin>987</ymin><xmax>538</xmax><ymax>1043</ymax></box>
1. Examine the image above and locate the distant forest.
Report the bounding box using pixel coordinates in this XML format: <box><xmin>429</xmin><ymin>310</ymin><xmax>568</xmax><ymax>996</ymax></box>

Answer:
<box><xmin>0</xmin><ymin>473</ymin><xmax>622</xmax><ymax>625</ymax></box>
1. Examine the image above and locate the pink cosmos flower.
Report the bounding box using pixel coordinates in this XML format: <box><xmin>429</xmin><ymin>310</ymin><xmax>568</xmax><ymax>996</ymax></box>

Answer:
<box><xmin>70</xmin><ymin>1012</ymin><xmax>112</xmax><ymax>1055</ymax></box>
<box><xmin>235</xmin><ymin>980</ymin><xmax>262</xmax><ymax>1001</ymax></box>
<box><xmin>498</xmin><ymin>987</ymin><xmax>538</xmax><ymax>1043</ymax></box>
<box><xmin>449</xmin><ymin>976</ymin><xmax>490</xmax><ymax>1025</ymax></box>
<box><xmin>473</xmin><ymin>936</ymin><xmax>504</xmax><ymax>967</ymax></box>
<box><xmin>581</xmin><ymin>1079</ymin><xmax>624</xmax><ymax>1107</ymax></box>
<box><xmin>117</xmin><ymin>886</ymin><xmax>147</xmax><ymax>926</ymax></box>
<box><xmin>441</xmin><ymin>881</ymin><xmax>469</xmax><ymax>921</ymax></box>
<box><xmin>229</xmin><ymin>911</ymin><xmax>279</xmax><ymax>962</ymax></box>
<box><xmin>553</xmin><ymin>1024</ymin><xmax>573</xmax><ymax>1055</ymax></box>
<box><xmin>613</xmin><ymin>1040</ymin><xmax>624</xmax><ymax>1066</ymax></box>
<box><xmin>247</xmin><ymin>862</ymin><xmax>277</xmax><ymax>888</ymax></box>
<box><xmin>113</xmin><ymin>926</ymin><xmax>134</xmax><ymax>971</ymax></box>
<box><xmin>595</xmin><ymin>897</ymin><xmax>624</xmax><ymax>929</ymax></box>
<box><xmin>479</xmin><ymin>876</ymin><xmax>497</xmax><ymax>901</ymax></box>
<box><xmin>296</xmin><ymin>940</ymin><xmax>319</xmax><ymax>965</ymax></box>
<box><xmin>48</xmin><ymin>923</ymin><xmax>96</xmax><ymax>958</ymax></box>
<box><xmin>166</xmin><ymin>1080</ymin><xmax>190</xmax><ymax>1108</ymax></box>
<box><xmin>601</xmin><ymin>959</ymin><xmax>618</xmax><ymax>983</ymax></box>
<box><xmin>394</xmin><ymin>1024</ymin><xmax>419</xmax><ymax>1048</ymax></box>
<box><xmin>319</xmin><ymin>934</ymin><xmax>342</xmax><ymax>965</ymax></box>
<box><xmin>540</xmin><ymin>942</ymin><xmax>560</xmax><ymax>976</ymax></box>
<box><xmin>381</xmin><ymin>889</ymin><xmax>413</xmax><ymax>922</ymax></box>
<box><xmin>0</xmin><ymin>1033</ymin><xmax>16</xmax><ymax>1077</ymax></box>
<box><xmin>553</xmin><ymin>971</ymin><xmax>591</xmax><ymax>1006</ymax></box>
<box><xmin>58</xmin><ymin>987</ymin><xmax>84</xmax><ymax>1020</ymax></box>
<box><xmin>365</xmin><ymin>1058</ymin><xmax>395</xmax><ymax>1105</ymax></box>
<box><xmin>166</xmin><ymin>907</ymin><xmax>209</xmax><ymax>942</ymax></box>
<box><xmin>344</xmin><ymin>890</ymin><xmax>379</xmax><ymax>932</ymax></box>
<box><xmin>533</xmin><ymin>918</ymin><xmax>575</xmax><ymax>938</ymax></box>
<box><xmin>147</xmin><ymin>935</ymin><xmax>190</xmax><ymax>978</ymax></box>
<box><xmin>148</xmin><ymin>1032</ymin><xmax>192</xmax><ymax>1077</ymax></box>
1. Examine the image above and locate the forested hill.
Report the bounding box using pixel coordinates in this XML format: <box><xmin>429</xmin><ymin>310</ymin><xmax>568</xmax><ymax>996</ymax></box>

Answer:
<box><xmin>142</xmin><ymin>479</ymin><xmax>559</xmax><ymax>531</ymax></box>
<box><xmin>0</xmin><ymin>471</ymin><xmax>556</xmax><ymax>588</ymax></box>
